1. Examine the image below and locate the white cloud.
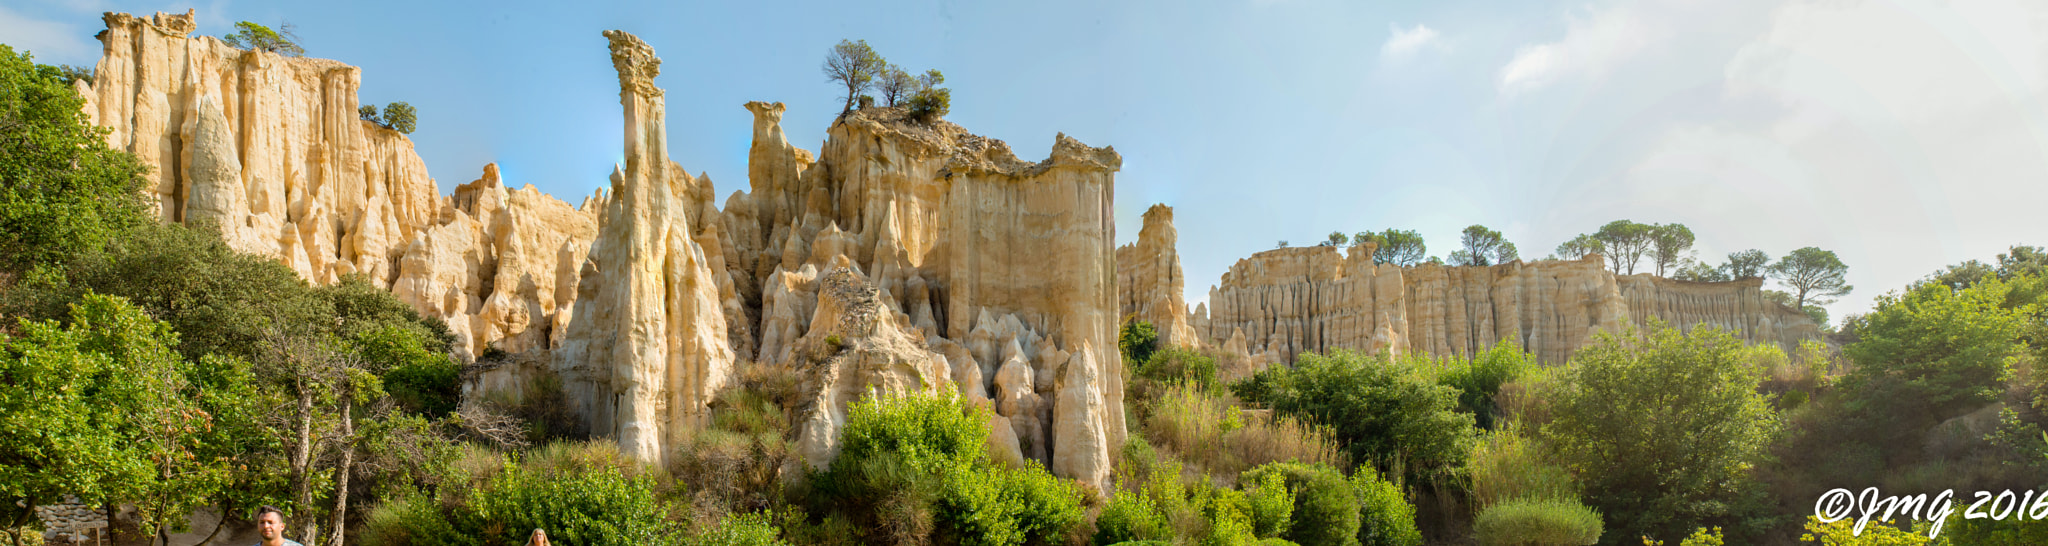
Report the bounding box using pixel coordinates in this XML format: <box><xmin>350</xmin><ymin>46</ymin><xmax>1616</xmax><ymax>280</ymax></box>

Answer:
<box><xmin>1616</xmin><ymin>0</ymin><xmax>2048</xmax><ymax>320</ymax></box>
<box><xmin>1380</xmin><ymin>23</ymin><xmax>1440</xmax><ymax>62</ymax></box>
<box><xmin>0</xmin><ymin>5</ymin><xmax>96</xmax><ymax>64</ymax></box>
<box><xmin>1498</xmin><ymin>5</ymin><xmax>1652</xmax><ymax>94</ymax></box>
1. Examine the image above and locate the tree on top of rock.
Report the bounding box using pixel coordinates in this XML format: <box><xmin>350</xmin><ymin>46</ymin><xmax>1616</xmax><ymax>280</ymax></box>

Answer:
<box><xmin>823</xmin><ymin>39</ymin><xmax>887</xmax><ymax>116</ymax></box>
<box><xmin>878</xmin><ymin>65</ymin><xmax>914</xmax><ymax>107</ymax></box>
<box><xmin>1452</xmin><ymin>225</ymin><xmax>1516</xmax><ymax>266</ymax></box>
<box><xmin>222</xmin><ymin>21</ymin><xmax>304</xmax><ymax>57</ymax></box>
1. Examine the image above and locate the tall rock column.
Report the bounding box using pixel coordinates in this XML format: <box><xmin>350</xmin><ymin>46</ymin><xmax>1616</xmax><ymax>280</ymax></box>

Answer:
<box><xmin>1116</xmin><ymin>204</ymin><xmax>1198</xmax><ymax>347</ymax></box>
<box><xmin>552</xmin><ymin>30</ymin><xmax>735</xmax><ymax>463</ymax></box>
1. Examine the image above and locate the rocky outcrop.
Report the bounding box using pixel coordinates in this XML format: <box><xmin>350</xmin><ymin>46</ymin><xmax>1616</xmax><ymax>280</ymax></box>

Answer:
<box><xmin>791</xmin><ymin>267</ymin><xmax>953</xmax><ymax>469</ymax></box>
<box><xmin>81</xmin><ymin>11</ymin><xmax>599</xmax><ymax>364</ymax></box>
<box><xmin>546</xmin><ymin>30</ymin><xmax>737</xmax><ymax>463</ymax></box>
<box><xmin>84</xmin><ymin>10</ymin><xmax>439</xmax><ymax>285</ymax></box>
<box><xmin>719</xmin><ymin>105</ymin><xmax>1128</xmax><ymax>472</ymax></box>
<box><xmin>81</xmin><ymin>14</ymin><xmax>1130</xmax><ymax>480</ymax></box>
<box><xmin>1117</xmin><ymin>204</ymin><xmax>1198</xmax><ymax>347</ymax></box>
<box><xmin>1195</xmin><ymin>243</ymin><xmax>1823</xmax><ymax>364</ymax></box>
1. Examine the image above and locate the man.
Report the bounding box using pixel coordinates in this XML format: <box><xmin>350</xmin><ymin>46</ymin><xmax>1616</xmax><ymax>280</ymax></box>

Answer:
<box><xmin>254</xmin><ymin>506</ymin><xmax>304</xmax><ymax>546</ymax></box>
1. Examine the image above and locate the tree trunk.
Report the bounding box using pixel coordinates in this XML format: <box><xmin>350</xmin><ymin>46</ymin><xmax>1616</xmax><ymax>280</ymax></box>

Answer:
<box><xmin>292</xmin><ymin>380</ymin><xmax>318</xmax><ymax>544</ymax></box>
<box><xmin>328</xmin><ymin>391</ymin><xmax>354</xmax><ymax>546</ymax></box>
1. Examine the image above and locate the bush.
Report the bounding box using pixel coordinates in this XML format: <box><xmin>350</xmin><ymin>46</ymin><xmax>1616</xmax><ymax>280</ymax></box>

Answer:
<box><xmin>687</xmin><ymin>511</ymin><xmax>790</xmax><ymax>546</ymax></box>
<box><xmin>1543</xmin><ymin>323</ymin><xmax>1776</xmax><ymax>544</ymax></box>
<box><xmin>1241</xmin><ymin>463</ymin><xmax>1360</xmax><ymax>546</ymax></box>
<box><xmin>941</xmin><ymin>462</ymin><xmax>1085</xmax><ymax>546</ymax></box>
<box><xmin>811</xmin><ymin>392</ymin><xmax>1082</xmax><ymax>546</ymax></box>
<box><xmin>1349</xmin><ymin>467</ymin><xmax>1420</xmax><ymax>546</ymax></box>
<box><xmin>1121</xmin><ymin>320</ymin><xmax>1161</xmax><ymax>369</ymax></box>
<box><xmin>1097</xmin><ymin>453</ymin><xmax>1257</xmax><ymax>546</ymax></box>
<box><xmin>1428</xmin><ymin>341</ymin><xmax>1534</xmax><ymax>430</ymax></box>
<box><xmin>906</xmin><ymin>87</ymin><xmax>951</xmax><ymax>123</ymax></box>
<box><xmin>1468</xmin><ymin>427</ymin><xmax>1577</xmax><ymax>510</ymax></box>
<box><xmin>1246</xmin><ymin>472</ymin><xmax>1295</xmax><ymax>539</ymax></box>
<box><xmin>1233</xmin><ymin>349</ymin><xmax>1475</xmax><ymax>486</ymax></box>
<box><xmin>1472</xmin><ymin>499</ymin><xmax>1602</xmax><ymax>546</ymax></box>
<box><xmin>1144</xmin><ymin>380</ymin><xmax>1345</xmax><ymax>482</ymax></box>
<box><xmin>361</xmin><ymin>441</ymin><xmax>680</xmax><ymax>546</ymax></box>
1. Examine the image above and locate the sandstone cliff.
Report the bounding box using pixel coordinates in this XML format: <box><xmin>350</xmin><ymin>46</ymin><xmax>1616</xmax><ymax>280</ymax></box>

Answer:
<box><xmin>1188</xmin><ymin>240</ymin><xmax>1824</xmax><ymax>365</ymax></box>
<box><xmin>721</xmin><ymin>104</ymin><xmax>1126</xmax><ymax>486</ymax></box>
<box><xmin>81</xmin><ymin>10</ymin><xmax>599</xmax><ymax>362</ymax></box>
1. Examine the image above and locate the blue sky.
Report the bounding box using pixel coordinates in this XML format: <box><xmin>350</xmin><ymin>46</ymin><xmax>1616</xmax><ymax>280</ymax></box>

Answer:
<box><xmin>11</xmin><ymin>0</ymin><xmax>2048</xmax><ymax>323</ymax></box>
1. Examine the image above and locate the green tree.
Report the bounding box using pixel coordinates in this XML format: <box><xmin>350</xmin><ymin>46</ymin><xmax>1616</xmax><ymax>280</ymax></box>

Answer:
<box><xmin>879</xmin><ymin>65</ymin><xmax>914</xmax><ymax>107</ymax></box>
<box><xmin>1555</xmin><ymin>234</ymin><xmax>1604</xmax><ymax>261</ymax></box>
<box><xmin>1673</xmin><ymin>261</ymin><xmax>1728</xmax><ymax>283</ymax></box>
<box><xmin>1721</xmin><ymin>250</ymin><xmax>1770</xmax><ymax>280</ymax></box>
<box><xmin>381</xmin><ymin>101</ymin><xmax>417</xmax><ymax>134</ymax></box>
<box><xmin>0</xmin><ymin>295</ymin><xmax>177</xmax><ymax>536</ymax></box>
<box><xmin>1119</xmin><ymin>319</ymin><xmax>1160</xmax><ymax>372</ymax></box>
<box><xmin>1279</xmin><ymin>240</ymin><xmax>1290</xmax><ymax>249</ymax></box>
<box><xmin>1234</xmin><ymin>349</ymin><xmax>1475</xmax><ymax>486</ymax></box>
<box><xmin>1326</xmin><ymin>231</ymin><xmax>1350</xmax><ymax>247</ymax></box>
<box><xmin>1840</xmin><ymin>277</ymin><xmax>2035</xmax><ymax>434</ymax></box>
<box><xmin>1647</xmin><ymin>223</ymin><xmax>1695</xmax><ymax>277</ymax></box>
<box><xmin>0</xmin><ymin>45</ymin><xmax>152</xmax><ymax>275</ymax></box>
<box><xmin>1543</xmin><ymin>323</ymin><xmax>1777</xmax><ymax>544</ymax></box>
<box><xmin>1357</xmin><ymin>229</ymin><xmax>1426</xmax><ymax>267</ymax></box>
<box><xmin>906</xmin><ymin>69</ymin><xmax>949</xmax><ymax>122</ymax></box>
<box><xmin>1591</xmin><ymin>221</ymin><xmax>1653</xmax><ymax>275</ymax></box>
<box><xmin>823</xmin><ymin>39</ymin><xmax>887</xmax><ymax>115</ymax></box>
<box><xmin>358</xmin><ymin>104</ymin><xmax>379</xmax><ymax>122</ymax></box>
<box><xmin>1455</xmin><ymin>225</ymin><xmax>1514</xmax><ymax>266</ymax></box>
<box><xmin>1768</xmin><ymin>247</ymin><xmax>1851</xmax><ymax>310</ymax></box>
<box><xmin>222</xmin><ymin>21</ymin><xmax>305</xmax><ymax>56</ymax></box>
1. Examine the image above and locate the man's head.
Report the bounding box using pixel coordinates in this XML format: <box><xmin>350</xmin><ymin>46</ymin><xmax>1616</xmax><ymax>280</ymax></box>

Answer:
<box><xmin>255</xmin><ymin>506</ymin><xmax>285</xmax><ymax>540</ymax></box>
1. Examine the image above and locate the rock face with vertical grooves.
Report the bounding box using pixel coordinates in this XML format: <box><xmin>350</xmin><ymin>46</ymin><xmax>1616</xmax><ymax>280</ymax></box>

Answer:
<box><xmin>1117</xmin><ymin>204</ymin><xmax>1198</xmax><ymax>347</ymax></box>
<box><xmin>545</xmin><ymin>30</ymin><xmax>737</xmax><ymax>463</ymax></box>
<box><xmin>82</xmin><ymin>10</ymin><xmax>598</xmax><ymax>363</ymax></box>
<box><xmin>1190</xmin><ymin>242</ymin><xmax>1823</xmax><ymax>365</ymax></box>
<box><xmin>81</xmin><ymin>12</ymin><xmax>1129</xmax><ymax>481</ymax></box>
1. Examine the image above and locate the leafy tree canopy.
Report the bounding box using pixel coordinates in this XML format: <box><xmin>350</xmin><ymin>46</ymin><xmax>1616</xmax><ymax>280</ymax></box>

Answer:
<box><xmin>222</xmin><ymin>21</ymin><xmax>304</xmax><ymax>57</ymax></box>
<box><xmin>1544</xmin><ymin>323</ymin><xmax>1777</xmax><ymax>544</ymax></box>
<box><xmin>0</xmin><ymin>45</ymin><xmax>152</xmax><ymax>275</ymax></box>
<box><xmin>1769</xmin><ymin>247</ymin><xmax>1851</xmax><ymax>309</ymax></box>
<box><xmin>1234</xmin><ymin>349</ymin><xmax>1476</xmax><ymax>486</ymax></box>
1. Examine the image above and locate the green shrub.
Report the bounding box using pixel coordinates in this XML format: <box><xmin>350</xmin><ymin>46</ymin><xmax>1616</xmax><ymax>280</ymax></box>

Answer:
<box><xmin>1121</xmin><ymin>320</ymin><xmax>1161</xmax><ymax>368</ymax></box>
<box><xmin>813</xmin><ymin>392</ymin><xmax>1082</xmax><ymax>546</ymax></box>
<box><xmin>1246</xmin><ymin>472</ymin><xmax>1294</xmax><ymax>539</ymax></box>
<box><xmin>836</xmin><ymin>392</ymin><xmax>987</xmax><ymax>471</ymax></box>
<box><xmin>687</xmin><ymin>511</ymin><xmax>790</xmax><ymax>546</ymax></box>
<box><xmin>361</xmin><ymin>441</ymin><xmax>679</xmax><ymax>546</ymax></box>
<box><xmin>1468</xmin><ymin>427</ymin><xmax>1577</xmax><ymax>509</ymax></box>
<box><xmin>1348</xmin><ymin>467</ymin><xmax>1420</xmax><ymax>546</ymax></box>
<box><xmin>362</xmin><ymin>494</ymin><xmax>472</xmax><ymax>546</ymax></box>
<box><xmin>938</xmin><ymin>462</ymin><xmax>1084</xmax><ymax>546</ymax></box>
<box><xmin>462</xmin><ymin>460</ymin><xmax>678</xmax><ymax>546</ymax></box>
<box><xmin>1233</xmin><ymin>350</ymin><xmax>1475</xmax><ymax>486</ymax></box>
<box><xmin>1428</xmin><ymin>341</ymin><xmax>1533</xmax><ymax>430</ymax></box>
<box><xmin>1471</xmin><ymin>498</ymin><xmax>1602</xmax><ymax>546</ymax></box>
<box><xmin>1543</xmin><ymin>323</ymin><xmax>1775</xmax><ymax>543</ymax></box>
<box><xmin>1241</xmin><ymin>463</ymin><xmax>1360</xmax><ymax>546</ymax></box>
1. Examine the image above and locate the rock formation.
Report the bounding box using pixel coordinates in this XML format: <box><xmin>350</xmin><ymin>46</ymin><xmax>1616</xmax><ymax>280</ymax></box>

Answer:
<box><xmin>80</xmin><ymin>10</ymin><xmax>598</xmax><ymax>363</ymax></box>
<box><xmin>1189</xmin><ymin>241</ymin><xmax>1824</xmax><ymax>365</ymax></box>
<box><xmin>82</xmin><ymin>12</ymin><xmax>1125</xmax><ymax>484</ymax></box>
<box><xmin>718</xmin><ymin>102</ymin><xmax>1127</xmax><ymax>479</ymax></box>
<box><xmin>545</xmin><ymin>30</ymin><xmax>737</xmax><ymax>463</ymax></box>
<box><xmin>1116</xmin><ymin>204</ymin><xmax>1197</xmax><ymax>346</ymax></box>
